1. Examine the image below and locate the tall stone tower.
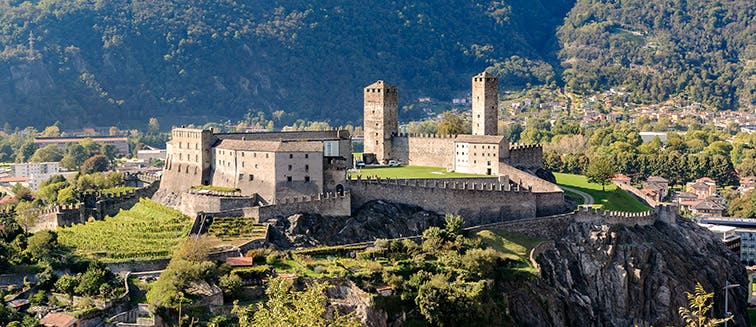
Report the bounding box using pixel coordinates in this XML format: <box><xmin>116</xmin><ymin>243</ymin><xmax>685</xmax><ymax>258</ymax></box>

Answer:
<box><xmin>363</xmin><ymin>80</ymin><xmax>398</xmax><ymax>163</ymax></box>
<box><xmin>472</xmin><ymin>71</ymin><xmax>499</xmax><ymax>135</ymax></box>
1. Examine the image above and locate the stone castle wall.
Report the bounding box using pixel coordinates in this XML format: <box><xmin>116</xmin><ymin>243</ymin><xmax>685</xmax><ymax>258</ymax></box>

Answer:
<box><xmin>346</xmin><ymin>177</ymin><xmax>565</xmax><ymax>225</ymax></box>
<box><xmin>178</xmin><ymin>191</ymin><xmax>257</xmax><ymax>218</ymax></box>
<box><xmin>391</xmin><ymin>134</ymin><xmax>455</xmax><ymax>168</ymax></box>
<box><xmin>28</xmin><ymin>173</ymin><xmax>160</xmax><ymax>232</ymax></box>
<box><xmin>508</xmin><ymin>144</ymin><xmax>543</xmax><ymax>169</ymax></box>
<box><xmin>252</xmin><ymin>191</ymin><xmax>351</xmax><ymax>222</ymax></box>
<box><xmin>498</xmin><ymin>163</ymin><xmax>560</xmax><ymax>192</ymax></box>
<box><xmin>30</xmin><ymin>204</ymin><xmax>82</xmax><ymax>233</ymax></box>
<box><xmin>465</xmin><ymin>204</ymin><xmax>678</xmax><ymax>241</ymax></box>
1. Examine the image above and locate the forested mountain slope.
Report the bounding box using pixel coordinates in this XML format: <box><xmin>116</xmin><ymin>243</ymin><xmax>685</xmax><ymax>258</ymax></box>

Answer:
<box><xmin>558</xmin><ymin>0</ymin><xmax>755</xmax><ymax>110</ymax></box>
<box><xmin>0</xmin><ymin>0</ymin><xmax>751</xmax><ymax>128</ymax></box>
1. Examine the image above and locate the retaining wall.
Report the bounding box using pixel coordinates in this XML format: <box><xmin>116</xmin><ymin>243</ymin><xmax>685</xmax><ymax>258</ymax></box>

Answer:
<box><xmin>253</xmin><ymin>192</ymin><xmax>351</xmax><ymax>221</ymax></box>
<box><xmin>179</xmin><ymin>192</ymin><xmax>256</xmax><ymax>218</ymax></box>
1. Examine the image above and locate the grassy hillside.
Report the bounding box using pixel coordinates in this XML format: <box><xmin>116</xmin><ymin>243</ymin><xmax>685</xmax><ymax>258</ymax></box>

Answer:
<box><xmin>554</xmin><ymin>172</ymin><xmax>650</xmax><ymax>212</ymax></box>
<box><xmin>58</xmin><ymin>198</ymin><xmax>192</xmax><ymax>262</ymax></box>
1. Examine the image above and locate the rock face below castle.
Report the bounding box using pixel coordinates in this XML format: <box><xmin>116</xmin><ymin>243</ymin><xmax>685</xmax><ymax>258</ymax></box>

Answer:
<box><xmin>508</xmin><ymin>219</ymin><xmax>749</xmax><ymax>326</ymax></box>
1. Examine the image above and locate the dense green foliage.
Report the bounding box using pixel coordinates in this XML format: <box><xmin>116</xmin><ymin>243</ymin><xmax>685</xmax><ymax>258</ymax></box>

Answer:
<box><xmin>58</xmin><ymin>198</ymin><xmax>192</xmax><ymax>262</ymax></box>
<box><xmin>232</xmin><ymin>278</ymin><xmax>360</xmax><ymax>327</ymax></box>
<box><xmin>4</xmin><ymin>0</ymin><xmax>751</xmax><ymax>128</ymax></box>
<box><xmin>0</xmin><ymin>0</ymin><xmax>575</xmax><ymax>128</ymax></box>
<box><xmin>558</xmin><ymin>0</ymin><xmax>755</xmax><ymax>109</ymax></box>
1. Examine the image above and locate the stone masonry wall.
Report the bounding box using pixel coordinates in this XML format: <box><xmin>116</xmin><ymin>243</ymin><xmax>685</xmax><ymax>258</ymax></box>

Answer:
<box><xmin>346</xmin><ymin>177</ymin><xmax>547</xmax><ymax>225</ymax></box>
<box><xmin>30</xmin><ymin>204</ymin><xmax>82</xmax><ymax>233</ymax></box>
<box><xmin>178</xmin><ymin>191</ymin><xmax>256</xmax><ymax>217</ymax></box>
<box><xmin>391</xmin><ymin>134</ymin><xmax>456</xmax><ymax>169</ymax></box>
<box><xmin>508</xmin><ymin>144</ymin><xmax>543</xmax><ymax>169</ymax></box>
<box><xmin>252</xmin><ymin>191</ymin><xmax>351</xmax><ymax>222</ymax></box>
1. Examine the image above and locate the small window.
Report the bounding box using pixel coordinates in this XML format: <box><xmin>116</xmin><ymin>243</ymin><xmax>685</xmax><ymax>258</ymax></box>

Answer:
<box><xmin>241</xmin><ymin>152</ymin><xmax>244</xmax><ymax>157</ymax></box>
<box><xmin>288</xmin><ymin>165</ymin><xmax>292</xmax><ymax>171</ymax></box>
<box><xmin>305</xmin><ymin>154</ymin><xmax>309</xmax><ymax>158</ymax></box>
<box><xmin>305</xmin><ymin>176</ymin><xmax>310</xmax><ymax>182</ymax></box>
<box><xmin>287</xmin><ymin>176</ymin><xmax>292</xmax><ymax>182</ymax></box>
<box><xmin>266</xmin><ymin>153</ymin><xmax>269</xmax><ymax>158</ymax></box>
<box><xmin>289</xmin><ymin>154</ymin><xmax>293</xmax><ymax>159</ymax></box>
<box><xmin>241</xmin><ymin>162</ymin><xmax>245</xmax><ymax>168</ymax></box>
<box><xmin>249</xmin><ymin>175</ymin><xmax>254</xmax><ymax>181</ymax></box>
<box><xmin>239</xmin><ymin>174</ymin><xmax>243</xmax><ymax>180</ymax></box>
<box><xmin>305</xmin><ymin>165</ymin><xmax>309</xmax><ymax>172</ymax></box>
<box><xmin>255</xmin><ymin>164</ymin><xmax>258</xmax><ymax>169</ymax></box>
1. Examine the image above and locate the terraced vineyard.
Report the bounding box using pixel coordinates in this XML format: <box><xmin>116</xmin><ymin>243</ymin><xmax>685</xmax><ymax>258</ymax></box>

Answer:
<box><xmin>208</xmin><ymin>217</ymin><xmax>267</xmax><ymax>241</ymax></box>
<box><xmin>58</xmin><ymin>199</ymin><xmax>192</xmax><ymax>263</ymax></box>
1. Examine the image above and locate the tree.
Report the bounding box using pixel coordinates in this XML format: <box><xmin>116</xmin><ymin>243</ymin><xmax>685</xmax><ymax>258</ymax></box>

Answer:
<box><xmin>15</xmin><ymin>142</ymin><xmax>38</xmax><ymax>163</ymax></box>
<box><xmin>586</xmin><ymin>157</ymin><xmax>614</xmax><ymax>191</ymax></box>
<box><xmin>678</xmin><ymin>282</ymin><xmax>732</xmax><ymax>327</ymax></box>
<box><xmin>80</xmin><ymin>155</ymin><xmax>110</xmax><ymax>174</ymax></box>
<box><xmin>75</xmin><ymin>264</ymin><xmax>111</xmax><ymax>296</ymax></box>
<box><xmin>415</xmin><ymin>274</ymin><xmax>488</xmax><ymax>326</ymax></box>
<box><xmin>24</xmin><ymin>230</ymin><xmax>57</xmax><ymax>263</ymax></box>
<box><xmin>60</xmin><ymin>143</ymin><xmax>90</xmax><ymax>170</ymax></box>
<box><xmin>728</xmin><ymin>190</ymin><xmax>755</xmax><ymax>218</ymax></box>
<box><xmin>437</xmin><ymin>112</ymin><xmax>470</xmax><ymax>135</ymax></box>
<box><xmin>54</xmin><ymin>274</ymin><xmax>78</xmax><ymax>296</ymax></box>
<box><xmin>148</xmin><ymin>117</ymin><xmax>160</xmax><ymax>133</ymax></box>
<box><xmin>14</xmin><ymin>201</ymin><xmax>39</xmax><ymax>233</ymax></box>
<box><xmin>233</xmin><ymin>278</ymin><xmax>360</xmax><ymax>327</ymax></box>
<box><xmin>29</xmin><ymin>144</ymin><xmax>63</xmax><ymax>162</ymax></box>
<box><xmin>40</xmin><ymin>125</ymin><xmax>60</xmax><ymax>137</ymax></box>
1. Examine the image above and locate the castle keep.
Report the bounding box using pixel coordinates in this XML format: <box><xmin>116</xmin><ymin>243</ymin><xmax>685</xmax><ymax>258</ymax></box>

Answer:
<box><xmin>363</xmin><ymin>72</ymin><xmax>544</xmax><ymax>175</ymax></box>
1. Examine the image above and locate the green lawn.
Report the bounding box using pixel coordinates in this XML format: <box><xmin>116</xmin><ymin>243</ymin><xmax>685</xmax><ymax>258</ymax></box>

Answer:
<box><xmin>553</xmin><ymin>172</ymin><xmax>650</xmax><ymax>212</ymax></box>
<box><xmin>348</xmin><ymin>165</ymin><xmax>487</xmax><ymax>179</ymax></box>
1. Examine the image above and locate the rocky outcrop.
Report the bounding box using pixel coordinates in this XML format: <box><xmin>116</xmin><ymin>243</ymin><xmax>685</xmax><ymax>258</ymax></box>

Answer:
<box><xmin>326</xmin><ymin>279</ymin><xmax>388</xmax><ymax>327</ymax></box>
<box><xmin>508</xmin><ymin>219</ymin><xmax>749</xmax><ymax>326</ymax></box>
<box><xmin>268</xmin><ymin>200</ymin><xmax>443</xmax><ymax>248</ymax></box>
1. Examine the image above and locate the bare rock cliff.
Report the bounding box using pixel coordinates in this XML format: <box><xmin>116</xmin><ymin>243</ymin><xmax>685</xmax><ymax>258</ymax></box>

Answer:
<box><xmin>508</xmin><ymin>219</ymin><xmax>749</xmax><ymax>326</ymax></box>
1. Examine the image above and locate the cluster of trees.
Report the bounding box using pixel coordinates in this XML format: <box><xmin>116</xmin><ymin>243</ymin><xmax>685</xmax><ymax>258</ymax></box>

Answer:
<box><xmin>0</xmin><ymin>221</ymin><xmax>120</xmax><ymax>325</ymax></box>
<box><xmin>536</xmin><ymin>119</ymin><xmax>753</xmax><ymax>187</ymax></box>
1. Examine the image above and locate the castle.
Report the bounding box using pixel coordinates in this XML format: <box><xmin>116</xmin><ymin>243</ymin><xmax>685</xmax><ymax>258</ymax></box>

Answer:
<box><xmin>156</xmin><ymin>72</ymin><xmax>565</xmax><ymax>223</ymax></box>
<box><xmin>158</xmin><ymin>129</ymin><xmax>352</xmax><ymax>205</ymax></box>
<box><xmin>363</xmin><ymin>72</ymin><xmax>543</xmax><ymax>174</ymax></box>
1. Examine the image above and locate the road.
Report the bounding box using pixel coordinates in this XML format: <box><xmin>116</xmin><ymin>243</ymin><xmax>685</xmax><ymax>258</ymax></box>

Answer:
<box><xmin>560</xmin><ymin>186</ymin><xmax>595</xmax><ymax>205</ymax></box>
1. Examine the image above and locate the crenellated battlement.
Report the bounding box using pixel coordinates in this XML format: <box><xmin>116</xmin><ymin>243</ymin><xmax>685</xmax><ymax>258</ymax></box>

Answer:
<box><xmin>509</xmin><ymin>143</ymin><xmax>542</xmax><ymax>151</ymax></box>
<box><xmin>186</xmin><ymin>189</ymin><xmax>246</xmax><ymax>198</ymax></box>
<box><xmin>37</xmin><ymin>203</ymin><xmax>81</xmax><ymax>216</ymax></box>
<box><xmin>272</xmin><ymin>191</ymin><xmax>350</xmax><ymax>205</ymax></box>
<box><xmin>351</xmin><ymin>175</ymin><xmax>531</xmax><ymax>193</ymax></box>
<box><xmin>572</xmin><ymin>204</ymin><xmax>677</xmax><ymax>226</ymax></box>
<box><xmin>392</xmin><ymin>132</ymin><xmax>456</xmax><ymax>139</ymax></box>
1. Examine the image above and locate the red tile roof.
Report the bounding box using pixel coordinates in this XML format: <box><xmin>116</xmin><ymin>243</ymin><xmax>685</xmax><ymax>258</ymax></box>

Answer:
<box><xmin>225</xmin><ymin>257</ymin><xmax>255</xmax><ymax>267</ymax></box>
<box><xmin>40</xmin><ymin>312</ymin><xmax>77</xmax><ymax>327</ymax></box>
